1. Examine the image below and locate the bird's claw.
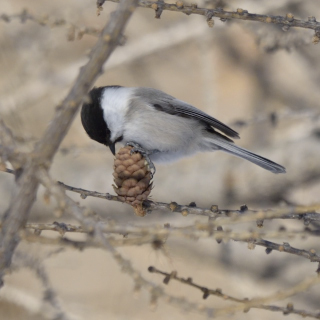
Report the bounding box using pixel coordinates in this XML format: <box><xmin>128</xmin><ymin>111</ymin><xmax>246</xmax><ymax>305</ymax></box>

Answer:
<box><xmin>126</xmin><ymin>142</ymin><xmax>157</xmax><ymax>177</ymax></box>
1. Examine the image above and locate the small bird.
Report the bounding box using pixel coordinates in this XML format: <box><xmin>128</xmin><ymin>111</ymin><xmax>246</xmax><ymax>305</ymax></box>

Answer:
<box><xmin>81</xmin><ymin>86</ymin><xmax>286</xmax><ymax>174</ymax></box>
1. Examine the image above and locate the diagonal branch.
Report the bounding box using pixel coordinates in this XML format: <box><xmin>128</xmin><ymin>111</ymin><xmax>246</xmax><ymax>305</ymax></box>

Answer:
<box><xmin>0</xmin><ymin>0</ymin><xmax>138</xmax><ymax>285</ymax></box>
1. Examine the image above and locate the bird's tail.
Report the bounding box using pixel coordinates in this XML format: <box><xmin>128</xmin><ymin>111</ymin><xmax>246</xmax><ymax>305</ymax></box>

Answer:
<box><xmin>207</xmin><ymin>136</ymin><xmax>286</xmax><ymax>174</ymax></box>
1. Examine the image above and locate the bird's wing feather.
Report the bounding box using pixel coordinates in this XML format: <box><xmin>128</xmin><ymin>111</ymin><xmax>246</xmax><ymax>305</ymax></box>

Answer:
<box><xmin>135</xmin><ymin>87</ymin><xmax>239</xmax><ymax>139</ymax></box>
<box><xmin>170</xmin><ymin>99</ymin><xmax>239</xmax><ymax>139</ymax></box>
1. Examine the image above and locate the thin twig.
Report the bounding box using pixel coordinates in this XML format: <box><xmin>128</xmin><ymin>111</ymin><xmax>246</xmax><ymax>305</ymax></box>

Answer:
<box><xmin>149</xmin><ymin>266</ymin><xmax>320</xmax><ymax>319</ymax></box>
<box><xmin>20</xmin><ymin>230</ymin><xmax>158</xmax><ymax>249</ymax></box>
<box><xmin>101</xmin><ymin>0</ymin><xmax>320</xmax><ymax>34</ymax></box>
<box><xmin>46</xmin><ymin>180</ymin><xmax>320</xmax><ymax>224</ymax></box>
<box><xmin>1</xmin><ymin>168</ymin><xmax>320</xmax><ymax>223</ymax></box>
<box><xmin>1</xmin><ymin>220</ymin><xmax>319</xmax><ymax>262</ymax></box>
<box><xmin>0</xmin><ymin>10</ymin><xmax>101</xmax><ymax>40</ymax></box>
<box><xmin>12</xmin><ymin>251</ymin><xmax>71</xmax><ymax>320</ymax></box>
<box><xmin>215</xmin><ymin>275</ymin><xmax>320</xmax><ymax>317</ymax></box>
<box><xmin>55</xmin><ymin>180</ymin><xmax>320</xmax><ymax>223</ymax></box>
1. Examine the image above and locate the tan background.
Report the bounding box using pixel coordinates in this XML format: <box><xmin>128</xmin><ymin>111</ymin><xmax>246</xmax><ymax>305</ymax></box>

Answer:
<box><xmin>1</xmin><ymin>0</ymin><xmax>320</xmax><ymax>319</ymax></box>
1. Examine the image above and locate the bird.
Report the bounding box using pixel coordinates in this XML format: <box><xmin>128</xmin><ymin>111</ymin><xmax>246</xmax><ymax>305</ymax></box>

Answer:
<box><xmin>81</xmin><ymin>86</ymin><xmax>286</xmax><ymax>174</ymax></box>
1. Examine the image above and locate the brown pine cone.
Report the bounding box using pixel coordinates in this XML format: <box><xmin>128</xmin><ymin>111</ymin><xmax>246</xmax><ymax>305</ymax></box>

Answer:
<box><xmin>113</xmin><ymin>146</ymin><xmax>153</xmax><ymax>217</ymax></box>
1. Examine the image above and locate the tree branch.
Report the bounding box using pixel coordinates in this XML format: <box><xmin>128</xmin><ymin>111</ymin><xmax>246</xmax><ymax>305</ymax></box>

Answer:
<box><xmin>37</xmin><ymin>168</ymin><xmax>216</xmax><ymax>316</ymax></box>
<box><xmin>0</xmin><ymin>0</ymin><xmax>138</xmax><ymax>285</ymax></box>
<box><xmin>0</xmin><ymin>10</ymin><xmax>101</xmax><ymax>40</ymax></box>
<box><xmin>12</xmin><ymin>251</ymin><xmax>71</xmax><ymax>320</ymax></box>
<box><xmin>149</xmin><ymin>266</ymin><xmax>320</xmax><ymax>319</ymax></box>
<box><xmin>2</xmin><ymin>219</ymin><xmax>320</xmax><ymax>263</ymax></box>
<box><xmin>101</xmin><ymin>0</ymin><xmax>320</xmax><ymax>35</ymax></box>
<box><xmin>2</xmin><ymin>167</ymin><xmax>320</xmax><ymax>224</ymax></box>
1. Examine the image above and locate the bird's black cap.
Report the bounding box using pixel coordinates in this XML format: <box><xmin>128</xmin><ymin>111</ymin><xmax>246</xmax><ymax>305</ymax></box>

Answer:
<box><xmin>81</xmin><ymin>87</ymin><xmax>111</xmax><ymax>146</ymax></box>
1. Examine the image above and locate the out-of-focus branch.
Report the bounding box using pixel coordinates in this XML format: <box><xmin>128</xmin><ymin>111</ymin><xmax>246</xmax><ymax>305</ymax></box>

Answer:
<box><xmin>0</xmin><ymin>10</ymin><xmax>101</xmax><ymax>40</ymax></box>
<box><xmin>37</xmin><ymin>169</ymin><xmax>215</xmax><ymax>316</ymax></box>
<box><xmin>231</xmin><ymin>109</ymin><xmax>320</xmax><ymax>130</ymax></box>
<box><xmin>0</xmin><ymin>121</ymin><xmax>26</xmax><ymax>170</ymax></box>
<box><xmin>21</xmin><ymin>230</ymin><xmax>158</xmax><ymax>249</ymax></box>
<box><xmin>12</xmin><ymin>251</ymin><xmax>71</xmax><ymax>320</ymax></box>
<box><xmin>2</xmin><ymin>219</ymin><xmax>319</xmax><ymax>262</ymax></box>
<box><xmin>216</xmin><ymin>275</ymin><xmax>320</xmax><ymax>317</ymax></box>
<box><xmin>149</xmin><ymin>266</ymin><xmax>320</xmax><ymax>319</ymax></box>
<box><xmin>100</xmin><ymin>0</ymin><xmax>320</xmax><ymax>39</ymax></box>
<box><xmin>0</xmin><ymin>0</ymin><xmax>138</xmax><ymax>284</ymax></box>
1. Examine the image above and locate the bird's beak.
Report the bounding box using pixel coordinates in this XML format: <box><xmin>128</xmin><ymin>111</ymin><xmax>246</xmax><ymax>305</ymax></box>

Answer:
<box><xmin>109</xmin><ymin>142</ymin><xmax>116</xmax><ymax>155</ymax></box>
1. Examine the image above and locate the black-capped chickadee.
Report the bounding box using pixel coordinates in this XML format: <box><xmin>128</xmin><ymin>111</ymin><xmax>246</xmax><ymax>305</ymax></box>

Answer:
<box><xmin>81</xmin><ymin>86</ymin><xmax>285</xmax><ymax>174</ymax></box>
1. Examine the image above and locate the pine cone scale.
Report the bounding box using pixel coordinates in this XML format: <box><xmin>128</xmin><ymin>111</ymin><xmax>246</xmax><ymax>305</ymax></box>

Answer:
<box><xmin>113</xmin><ymin>146</ymin><xmax>153</xmax><ymax>216</ymax></box>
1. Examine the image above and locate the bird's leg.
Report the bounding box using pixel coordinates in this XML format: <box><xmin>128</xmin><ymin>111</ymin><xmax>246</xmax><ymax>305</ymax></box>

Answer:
<box><xmin>126</xmin><ymin>142</ymin><xmax>158</xmax><ymax>176</ymax></box>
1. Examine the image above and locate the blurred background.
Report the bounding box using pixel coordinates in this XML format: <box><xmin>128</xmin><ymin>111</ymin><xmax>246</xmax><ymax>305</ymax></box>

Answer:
<box><xmin>0</xmin><ymin>0</ymin><xmax>320</xmax><ymax>319</ymax></box>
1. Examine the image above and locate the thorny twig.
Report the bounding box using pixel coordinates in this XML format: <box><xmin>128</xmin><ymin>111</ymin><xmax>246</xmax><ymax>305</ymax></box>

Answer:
<box><xmin>149</xmin><ymin>266</ymin><xmax>320</xmax><ymax>319</ymax></box>
<box><xmin>2</xmin><ymin>215</ymin><xmax>320</xmax><ymax>263</ymax></box>
<box><xmin>2</xmin><ymin>167</ymin><xmax>320</xmax><ymax>226</ymax></box>
<box><xmin>47</xmin><ymin>180</ymin><xmax>320</xmax><ymax>224</ymax></box>
<box><xmin>1</xmin><ymin>167</ymin><xmax>320</xmax><ymax>222</ymax></box>
<box><xmin>99</xmin><ymin>0</ymin><xmax>320</xmax><ymax>41</ymax></box>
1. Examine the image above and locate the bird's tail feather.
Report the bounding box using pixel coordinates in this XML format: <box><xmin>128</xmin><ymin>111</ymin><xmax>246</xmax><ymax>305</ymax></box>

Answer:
<box><xmin>208</xmin><ymin>137</ymin><xmax>286</xmax><ymax>174</ymax></box>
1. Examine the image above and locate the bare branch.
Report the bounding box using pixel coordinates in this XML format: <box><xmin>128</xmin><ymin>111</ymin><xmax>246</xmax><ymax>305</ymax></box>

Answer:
<box><xmin>20</xmin><ymin>230</ymin><xmax>157</xmax><ymax>249</ymax></box>
<box><xmin>37</xmin><ymin>169</ymin><xmax>216</xmax><ymax>316</ymax></box>
<box><xmin>0</xmin><ymin>0</ymin><xmax>138</xmax><ymax>284</ymax></box>
<box><xmin>12</xmin><ymin>251</ymin><xmax>71</xmax><ymax>320</ymax></box>
<box><xmin>2</xmin><ymin>168</ymin><xmax>320</xmax><ymax>224</ymax></box>
<box><xmin>216</xmin><ymin>275</ymin><xmax>320</xmax><ymax>317</ymax></box>
<box><xmin>149</xmin><ymin>266</ymin><xmax>320</xmax><ymax>319</ymax></box>
<box><xmin>0</xmin><ymin>121</ymin><xmax>26</xmax><ymax>170</ymax></box>
<box><xmin>2</xmin><ymin>218</ymin><xmax>320</xmax><ymax>262</ymax></box>
<box><xmin>251</xmin><ymin>239</ymin><xmax>320</xmax><ymax>263</ymax></box>
<box><xmin>101</xmin><ymin>0</ymin><xmax>320</xmax><ymax>34</ymax></box>
<box><xmin>0</xmin><ymin>10</ymin><xmax>101</xmax><ymax>40</ymax></box>
<box><xmin>55</xmin><ymin>180</ymin><xmax>320</xmax><ymax>223</ymax></box>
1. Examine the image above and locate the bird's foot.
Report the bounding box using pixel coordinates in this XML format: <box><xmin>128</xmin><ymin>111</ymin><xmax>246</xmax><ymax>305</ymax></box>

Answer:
<box><xmin>126</xmin><ymin>142</ymin><xmax>158</xmax><ymax>176</ymax></box>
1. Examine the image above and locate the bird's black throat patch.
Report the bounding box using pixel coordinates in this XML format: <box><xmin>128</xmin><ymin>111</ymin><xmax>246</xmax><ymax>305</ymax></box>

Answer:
<box><xmin>81</xmin><ymin>87</ymin><xmax>111</xmax><ymax>146</ymax></box>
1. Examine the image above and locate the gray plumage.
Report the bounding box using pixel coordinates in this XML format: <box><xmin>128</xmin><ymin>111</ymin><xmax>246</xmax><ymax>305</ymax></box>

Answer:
<box><xmin>81</xmin><ymin>86</ymin><xmax>286</xmax><ymax>174</ymax></box>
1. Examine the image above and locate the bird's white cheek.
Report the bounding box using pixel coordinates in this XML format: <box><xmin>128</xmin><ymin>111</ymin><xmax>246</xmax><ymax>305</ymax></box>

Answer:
<box><xmin>101</xmin><ymin>87</ymin><xmax>134</xmax><ymax>141</ymax></box>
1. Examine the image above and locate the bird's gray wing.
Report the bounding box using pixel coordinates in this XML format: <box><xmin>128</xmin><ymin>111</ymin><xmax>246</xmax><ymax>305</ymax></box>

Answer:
<box><xmin>170</xmin><ymin>98</ymin><xmax>239</xmax><ymax>139</ymax></box>
<box><xmin>135</xmin><ymin>88</ymin><xmax>239</xmax><ymax>139</ymax></box>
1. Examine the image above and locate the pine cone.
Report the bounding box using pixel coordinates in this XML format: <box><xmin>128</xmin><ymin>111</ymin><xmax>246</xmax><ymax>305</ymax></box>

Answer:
<box><xmin>113</xmin><ymin>146</ymin><xmax>153</xmax><ymax>217</ymax></box>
